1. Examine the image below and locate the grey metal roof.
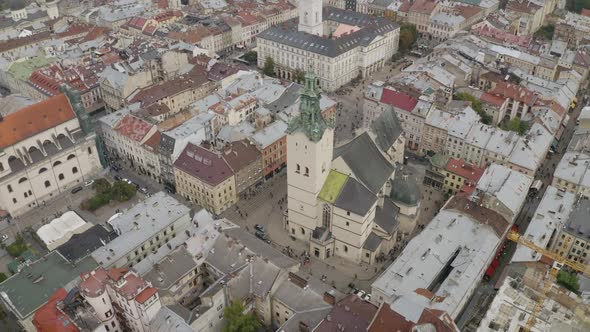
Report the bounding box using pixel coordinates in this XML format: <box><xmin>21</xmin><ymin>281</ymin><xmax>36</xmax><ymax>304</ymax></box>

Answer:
<box><xmin>390</xmin><ymin>168</ymin><xmax>421</xmax><ymax>206</ymax></box>
<box><xmin>0</xmin><ymin>253</ymin><xmax>97</xmax><ymax>320</ymax></box>
<box><xmin>142</xmin><ymin>248</ymin><xmax>198</xmax><ymax>291</ymax></box>
<box><xmin>149</xmin><ymin>306</ymin><xmax>193</xmax><ymax>332</ymax></box>
<box><xmin>371</xmin><ymin>109</ymin><xmax>403</xmax><ymax>153</ymax></box>
<box><xmin>363</xmin><ymin>232</ymin><xmax>383</xmax><ymax>252</ymax></box>
<box><xmin>374</xmin><ymin>197</ymin><xmax>400</xmax><ymax>235</ymax></box>
<box><xmin>257</xmin><ymin>8</ymin><xmax>398</xmax><ymax>58</ymax></box>
<box><xmin>334</xmin><ymin>177</ymin><xmax>376</xmax><ymax>216</ymax></box>
<box><xmin>564</xmin><ymin>198</ymin><xmax>590</xmax><ymax>240</ymax></box>
<box><xmin>265</xmin><ymin>83</ymin><xmax>301</xmax><ymax>114</ymax></box>
<box><xmin>333</xmin><ymin>132</ymin><xmax>394</xmax><ymax>194</ymax></box>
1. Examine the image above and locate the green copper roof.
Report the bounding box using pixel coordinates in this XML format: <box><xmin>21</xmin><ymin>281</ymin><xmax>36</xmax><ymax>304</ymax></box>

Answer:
<box><xmin>287</xmin><ymin>71</ymin><xmax>334</xmax><ymax>142</ymax></box>
<box><xmin>8</xmin><ymin>56</ymin><xmax>55</xmax><ymax>81</ymax></box>
<box><xmin>318</xmin><ymin>170</ymin><xmax>349</xmax><ymax>203</ymax></box>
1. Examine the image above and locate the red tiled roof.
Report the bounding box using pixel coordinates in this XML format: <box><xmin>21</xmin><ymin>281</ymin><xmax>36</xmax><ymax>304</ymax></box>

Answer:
<box><xmin>79</xmin><ymin>268</ymin><xmax>110</xmax><ymax>297</ymax></box>
<box><xmin>128</xmin><ymin>17</ymin><xmax>148</xmax><ymax>30</ymax></box>
<box><xmin>480</xmin><ymin>92</ymin><xmax>505</xmax><ymax>107</ymax></box>
<box><xmin>33</xmin><ymin>289</ymin><xmax>80</xmax><ymax>332</ymax></box>
<box><xmin>316</xmin><ymin>295</ymin><xmax>377</xmax><ymax>331</ymax></box>
<box><xmin>143</xmin><ymin>130</ymin><xmax>161</xmax><ymax>153</ymax></box>
<box><xmin>488</xmin><ymin>82</ymin><xmax>536</xmax><ymax>105</ymax></box>
<box><xmin>114</xmin><ymin>114</ymin><xmax>154</xmax><ymax>142</ymax></box>
<box><xmin>409</xmin><ymin>0</ymin><xmax>438</xmax><ymax>15</ymax></box>
<box><xmin>220</xmin><ymin>139</ymin><xmax>262</xmax><ymax>173</ymax></box>
<box><xmin>117</xmin><ymin>271</ymin><xmax>149</xmax><ymax>300</ymax></box>
<box><xmin>446</xmin><ymin>158</ymin><xmax>485</xmax><ymax>184</ymax></box>
<box><xmin>368</xmin><ymin>301</ymin><xmax>458</xmax><ymax>332</ymax></box>
<box><xmin>0</xmin><ymin>31</ymin><xmax>51</xmax><ymax>52</ymax></box>
<box><xmin>0</xmin><ymin>94</ymin><xmax>75</xmax><ymax>149</ymax></box>
<box><xmin>380</xmin><ymin>88</ymin><xmax>418</xmax><ymax>112</ymax></box>
<box><xmin>135</xmin><ymin>287</ymin><xmax>157</xmax><ymax>304</ymax></box>
<box><xmin>174</xmin><ymin>143</ymin><xmax>234</xmax><ymax>186</ymax></box>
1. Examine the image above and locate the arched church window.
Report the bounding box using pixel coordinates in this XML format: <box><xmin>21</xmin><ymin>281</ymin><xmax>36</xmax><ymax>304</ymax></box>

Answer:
<box><xmin>322</xmin><ymin>204</ymin><xmax>331</xmax><ymax>229</ymax></box>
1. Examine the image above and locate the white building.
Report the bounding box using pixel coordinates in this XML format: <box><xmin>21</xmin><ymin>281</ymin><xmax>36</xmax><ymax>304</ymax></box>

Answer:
<box><xmin>511</xmin><ymin>186</ymin><xmax>576</xmax><ymax>263</ymax></box>
<box><xmin>371</xmin><ymin>208</ymin><xmax>504</xmax><ymax>319</ymax></box>
<box><xmin>257</xmin><ymin>7</ymin><xmax>400</xmax><ymax>91</ymax></box>
<box><xmin>0</xmin><ymin>94</ymin><xmax>102</xmax><ymax>217</ymax></box>
<box><xmin>36</xmin><ymin>211</ymin><xmax>92</xmax><ymax>251</ymax></box>
<box><xmin>91</xmin><ymin>192</ymin><xmax>191</xmax><ymax>268</ymax></box>
<box><xmin>79</xmin><ymin>267</ymin><xmax>162</xmax><ymax>332</ymax></box>
<box><xmin>286</xmin><ymin>72</ymin><xmax>406</xmax><ymax>264</ymax></box>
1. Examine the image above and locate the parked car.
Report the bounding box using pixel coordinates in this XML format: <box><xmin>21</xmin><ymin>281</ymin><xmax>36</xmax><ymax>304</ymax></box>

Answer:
<box><xmin>0</xmin><ymin>234</ymin><xmax>8</xmax><ymax>242</ymax></box>
<box><xmin>84</xmin><ymin>180</ymin><xmax>94</xmax><ymax>187</ymax></box>
<box><xmin>254</xmin><ymin>224</ymin><xmax>265</xmax><ymax>232</ymax></box>
<box><xmin>111</xmin><ymin>165</ymin><xmax>121</xmax><ymax>172</ymax></box>
<box><xmin>139</xmin><ymin>187</ymin><xmax>149</xmax><ymax>194</ymax></box>
<box><xmin>114</xmin><ymin>175</ymin><xmax>122</xmax><ymax>181</ymax></box>
<box><xmin>71</xmin><ymin>186</ymin><xmax>83</xmax><ymax>194</ymax></box>
<box><xmin>362</xmin><ymin>293</ymin><xmax>372</xmax><ymax>301</ymax></box>
<box><xmin>255</xmin><ymin>231</ymin><xmax>267</xmax><ymax>241</ymax></box>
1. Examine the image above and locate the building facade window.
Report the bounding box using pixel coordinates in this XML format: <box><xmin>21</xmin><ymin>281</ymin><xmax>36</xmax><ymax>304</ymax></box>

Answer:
<box><xmin>72</xmin><ymin>167</ymin><xmax>78</xmax><ymax>174</ymax></box>
<box><xmin>44</xmin><ymin>180</ymin><xmax>51</xmax><ymax>188</ymax></box>
<box><xmin>322</xmin><ymin>204</ymin><xmax>331</xmax><ymax>229</ymax></box>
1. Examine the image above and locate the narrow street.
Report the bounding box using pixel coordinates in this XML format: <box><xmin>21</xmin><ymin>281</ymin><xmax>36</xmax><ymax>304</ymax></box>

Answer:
<box><xmin>458</xmin><ymin>88</ymin><xmax>587</xmax><ymax>330</ymax></box>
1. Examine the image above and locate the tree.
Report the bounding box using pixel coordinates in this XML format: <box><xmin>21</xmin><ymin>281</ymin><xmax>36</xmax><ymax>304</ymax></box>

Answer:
<box><xmin>222</xmin><ymin>301</ymin><xmax>260</xmax><ymax>332</ymax></box>
<box><xmin>557</xmin><ymin>270</ymin><xmax>580</xmax><ymax>293</ymax></box>
<box><xmin>93</xmin><ymin>178</ymin><xmax>111</xmax><ymax>194</ymax></box>
<box><xmin>293</xmin><ymin>69</ymin><xmax>305</xmax><ymax>83</ymax></box>
<box><xmin>111</xmin><ymin>181</ymin><xmax>137</xmax><ymax>202</ymax></box>
<box><xmin>0</xmin><ymin>273</ymin><xmax>7</xmax><ymax>283</ymax></box>
<box><xmin>453</xmin><ymin>92</ymin><xmax>492</xmax><ymax>125</ymax></box>
<box><xmin>399</xmin><ymin>23</ymin><xmax>418</xmax><ymax>51</ymax></box>
<box><xmin>243</xmin><ymin>51</ymin><xmax>257</xmax><ymax>64</ymax></box>
<box><xmin>263</xmin><ymin>56</ymin><xmax>275</xmax><ymax>77</ymax></box>
<box><xmin>534</xmin><ymin>25</ymin><xmax>555</xmax><ymax>40</ymax></box>
<box><xmin>503</xmin><ymin>118</ymin><xmax>529</xmax><ymax>136</ymax></box>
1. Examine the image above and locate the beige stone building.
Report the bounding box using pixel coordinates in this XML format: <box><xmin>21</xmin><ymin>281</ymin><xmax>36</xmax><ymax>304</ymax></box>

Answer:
<box><xmin>0</xmin><ymin>94</ymin><xmax>103</xmax><ymax>217</ymax></box>
<box><xmin>174</xmin><ymin>143</ymin><xmax>237</xmax><ymax>215</ymax></box>
<box><xmin>550</xmin><ymin>198</ymin><xmax>590</xmax><ymax>265</ymax></box>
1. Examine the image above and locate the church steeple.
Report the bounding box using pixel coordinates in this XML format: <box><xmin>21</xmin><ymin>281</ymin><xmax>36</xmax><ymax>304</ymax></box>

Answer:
<box><xmin>287</xmin><ymin>71</ymin><xmax>334</xmax><ymax>143</ymax></box>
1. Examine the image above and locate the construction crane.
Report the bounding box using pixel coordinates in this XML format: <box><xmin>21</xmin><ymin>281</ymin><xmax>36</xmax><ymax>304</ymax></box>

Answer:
<box><xmin>506</xmin><ymin>230</ymin><xmax>590</xmax><ymax>331</ymax></box>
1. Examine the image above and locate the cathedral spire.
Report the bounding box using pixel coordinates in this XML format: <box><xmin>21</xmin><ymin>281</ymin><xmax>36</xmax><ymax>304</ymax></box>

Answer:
<box><xmin>287</xmin><ymin>71</ymin><xmax>334</xmax><ymax>142</ymax></box>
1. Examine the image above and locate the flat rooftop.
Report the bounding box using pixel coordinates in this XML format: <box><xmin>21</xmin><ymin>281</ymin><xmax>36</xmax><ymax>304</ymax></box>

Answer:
<box><xmin>91</xmin><ymin>192</ymin><xmax>190</xmax><ymax>266</ymax></box>
<box><xmin>372</xmin><ymin>209</ymin><xmax>500</xmax><ymax>318</ymax></box>
<box><xmin>0</xmin><ymin>252</ymin><xmax>97</xmax><ymax>320</ymax></box>
<box><xmin>512</xmin><ymin>186</ymin><xmax>576</xmax><ymax>263</ymax></box>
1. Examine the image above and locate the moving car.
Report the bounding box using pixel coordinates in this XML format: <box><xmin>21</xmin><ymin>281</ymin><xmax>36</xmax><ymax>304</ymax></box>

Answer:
<box><xmin>71</xmin><ymin>186</ymin><xmax>83</xmax><ymax>194</ymax></box>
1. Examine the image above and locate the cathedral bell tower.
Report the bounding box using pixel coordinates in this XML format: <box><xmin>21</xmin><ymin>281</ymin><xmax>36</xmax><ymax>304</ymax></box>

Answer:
<box><xmin>298</xmin><ymin>0</ymin><xmax>323</xmax><ymax>36</ymax></box>
<box><xmin>286</xmin><ymin>71</ymin><xmax>334</xmax><ymax>241</ymax></box>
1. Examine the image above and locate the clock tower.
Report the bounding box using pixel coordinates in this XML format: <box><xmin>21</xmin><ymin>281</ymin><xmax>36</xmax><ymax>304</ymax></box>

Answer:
<box><xmin>286</xmin><ymin>71</ymin><xmax>334</xmax><ymax>240</ymax></box>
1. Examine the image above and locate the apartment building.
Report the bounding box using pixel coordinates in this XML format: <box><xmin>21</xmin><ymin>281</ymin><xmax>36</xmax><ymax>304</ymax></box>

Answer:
<box><xmin>91</xmin><ymin>192</ymin><xmax>191</xmax><ymax>268</ymax></box>
<box><xmin>80</xmin><ymin>267</ymin><xmax>162</xmax><ymax>332</ymax></box>
<box><xmin>551</xmin><ymin>198</ymin><xmax>590</xmax><ymax>265</ymax></box>
<box><xmin>250</xmin><ymin>120</ymin><xmax>288</xmax><ymax>178</ymax></box>
<box><xmin>408</xmin><ymin>0</ymin><xmax>440</xmax><ymax>35</ymax></box>
<box><xmin>174</xmin><ymin>143</ymin><xmax>237</xmax><ymax>215</ymax></box>
<box><xmin>441</xmin><ymin>158</ymin><xmax>485</xmax><ymax>194</ymax></box>
<box><xmin>0</xmin><ymin>94</ymin><xmax>102</xmax><ymax>217</ymax></box>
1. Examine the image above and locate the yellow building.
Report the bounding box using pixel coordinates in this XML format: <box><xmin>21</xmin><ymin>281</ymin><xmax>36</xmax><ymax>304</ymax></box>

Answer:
<box><xmin>173</xmin><ymin>143</ymin><xmax>237</xmax><ymax>215</ymax></box>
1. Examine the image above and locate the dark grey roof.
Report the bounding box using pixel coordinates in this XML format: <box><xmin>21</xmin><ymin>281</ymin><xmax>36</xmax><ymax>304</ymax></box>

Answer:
<box><xmin>564</xmin><ymin>198</ymin><xmax>590</xmax><ymax>240</ymax></box>
<box><xmin>56</xmin><ymin>225</ymin><xmax>117</xmax><ymax>263</ymax></box>
<box><xmin>265</xmin><ymin>83</ymin><xmax>301</xmax><ymax>114</ymax></box>
<box><xmin>333</xmin><ymin>132</ymin><xmax>394</xmax><ymax>194</ymax></box>
<box><xmin>10</xmin><ymin>0</ymin><xmax>26</xmax><ymax>11</ymax></box>
<box><xmin>374</xmin><ymin>198</ymin><xmax>400</xmax><ymax>235</ymax></box>
<box><xmin>390</xmin><ymin>169</ymin><xmax>421</xmax><ymax>206</ymax></box>
<box><xmin>257</xmin><ymin>8</ymin><xmax>399</xmax><ymax>58</ymax></box>
<box><xmin>371</xmin><ymin>109</ymin><xmax>403</xmax><ymax>153</ymax></box>
<box><xmin>334</xmin><ymin>177</ymin><xmax>376</xmax><ymax>216</ymax></box>
<box><xmin>362</xmin><ymin>232</ymin><xmax>382</xmax><ymax>252</ymax></box>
